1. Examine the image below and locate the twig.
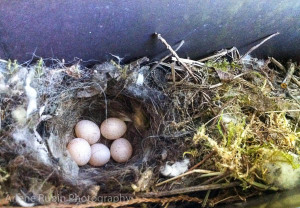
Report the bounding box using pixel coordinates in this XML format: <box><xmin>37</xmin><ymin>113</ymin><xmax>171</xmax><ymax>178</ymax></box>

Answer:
<box><xmin>269</xmin><ymin>57</ymin><xmax>300</xmax><ymax>88</ymax></box>
<box><xmin>281</xmin><ymin>61</ymin><xmax>296</xmax><ymax>89</ymax></box>
<box><xmin>210</xmin><ymin>195</ymin><xmax>241</xmax><ymax>207</ymax></box>
<box><xmin>244</xmin><ymin>179</ymin><xmax>278</xmax><ymax>191</ymax></box>
<box><xmin>202</xmin><ymin>190</ymin><xmax>211</xmax><ymax>208</ymax></box>
<box><xmin>2</xmin><ymin>196</ymin><xmax>202</xmax><ymax>208</ymax></box>
<box><xmin>292</xmin><ymin>76</ymin><xmax>300</xmax><ymax>88</ymax></box>
<box><xmin>157</xmin><ymin>62</ymin><xmax>184</xmax><ymax>71</ymax></box>
<box><xmin>264</xmin><ymin>109</ymin><xmax>300</xmax><ymax>113</ymax></box>
<box><xmin>198</xmin><ymin>47</ymin><xmax>239</xmax><ymax>62</ymax></box>
<box><xmin>209</xmin><ymin>72</ymin><xmax>257</xmax><ymax>90</ymax></box>
<box><xmin>171</xmin><ymin>62</ymin><xmax>176</xmax><ymax>85</ymax></box>
<box><xmin>129</xmin><ymin>57</ymin><xmax>149</xmax><ymax>69</ymax></box>
<box><xmin>270</xmin><ymin>57</ymin><xmax>286</xmax><ymax>72</ymax></box>
<box><xmin>155</xmin><ymin>169</ymin><xmax>217</xmax><ymax>187</ymax></box>
<box><xmin>139</xmin><ymin>182</ymin><xmax>240</xmax><ymax>198</ymax></box>
<box><xmin>240</xmin><ymin>32</ymin><xmax>280</xmax><ymax>60</ymax></box>
<box><xmin>286</xmin><ymin>88</ymin><xmax>300</xmax><ymax>105</ymax></box>
<box><xmin>155</xmin><ymin>33</ymin><xmax>197</xmax><ymax>81</ymax></box>
<box><xmin>188</xmin><ymin>151</ymin><xmax>216</xmax><ymax>171</ymax></box>
<box><xmin>150</xmin><ymin>40</ymin><xmax>185</xmax><ymax>71</ymax></box>
<box><xmin>209</xmin><ymin>83</ymin><xmax>223</xmax><ymax>89</ymax></box>
<box><xmin>0</xmin><ymin>59</ymin><xmax>8</xmax><ymax>64</ymax></box>
<box><xmin>171</xmin><ymin>57</ymin><xmax>205</xmax><ymax>67</ymax></box>
<box><xmin>201</xmin><ymin>171</ymin><xmax>231</xmax><ymax>185</ymax></box>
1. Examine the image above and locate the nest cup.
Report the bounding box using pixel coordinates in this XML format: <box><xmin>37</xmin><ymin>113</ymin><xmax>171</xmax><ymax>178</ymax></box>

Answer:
<box><xmin>1</xmin><ymin>59</ymin><xmax>186</xmax><ymax>202</ymax></box>
<box><xmin>44</xmin><ymin>70</ymin><xmax>167</xmax><ymax>193</ymax></box>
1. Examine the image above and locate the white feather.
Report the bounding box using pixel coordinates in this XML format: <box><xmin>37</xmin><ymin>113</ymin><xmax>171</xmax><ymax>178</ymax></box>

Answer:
<box><xmin>160</xmin><ymin>158</ymin><xmax>190</xmax><ymax>177</ymax></box>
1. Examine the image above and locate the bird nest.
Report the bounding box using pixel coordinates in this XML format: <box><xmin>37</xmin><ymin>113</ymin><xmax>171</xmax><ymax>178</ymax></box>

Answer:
<box><xmin>0</xmin><ymin>33</ymin><xmax>300</xmax><ymax>207</ymax></box>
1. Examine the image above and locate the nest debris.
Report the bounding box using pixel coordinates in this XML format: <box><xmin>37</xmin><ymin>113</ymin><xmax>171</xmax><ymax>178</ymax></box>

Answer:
<box><xmin>0</xmin><ymin>33</ymin><xmax>300</xmax><ymax>207</ymax></box>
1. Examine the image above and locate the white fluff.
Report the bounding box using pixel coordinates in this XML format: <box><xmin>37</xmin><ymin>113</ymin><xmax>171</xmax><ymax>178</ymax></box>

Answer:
<box><xmin>8</xmin><ymin>67</ymin><xmax>28</xmax><ymax>90</ymax></box>
<box><xmin>160</xmin><ymin>158</ymin><xmax>190</xmax><ymax>177</ymax></box>
<box><xmin>136</xmin><ymin>72</ymin><xmax>144</xmax><ymax>86</ymax></box>
<box><xmin>0</xmin><ymin>72</ymin><xmax>9</xmax><ymax>93</ymax></box>
<box><xmin>264</xmin><ymin>162</ymin><xmax>300</xmax><ymax>190</ymax></box>
<box><xmin>25</xmin><ymin>70</ymin><xmax>37</xmax><ymax>118</ymax></box>
<box><xmin>12</xmin><ymin>128</ymin><xmax>50</xmax><ymax>165</ymax></box>
<box><xmin>12</xmin><ymin>107</ymin><xmax>27</xmax><ymax>125</ymax></box>
<box><xmin>222</xmin><ymin>114</ymin><xmax>237</xmax><ymax>124</ymax></box>
<box><xmin>241</xmin><ymin>54</ymin><xmax>265</xmax><ymax>69</ymax></box>
<box><xmin>257</xmin><ymin>59</ymin><xmax>265</xmax><ymax>68</ymax></box>
<box><xmin>241</xmin><ymin>54</ymin><xmax>253</xmax><ymax>64</ymax></box>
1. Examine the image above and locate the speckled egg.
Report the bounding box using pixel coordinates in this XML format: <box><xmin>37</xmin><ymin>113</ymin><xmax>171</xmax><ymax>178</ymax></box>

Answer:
<box><xmin>100</xmin><ymin>118</ymin><xmax>127</xmax><ymax>140</ymax></box>
<box><xmin>89</xmin><ymin>143</ymin><xmax>111</xmax><ymax>166</ymax></box>
<box><xmin>110</xmin><ymin>138</ymin><xmax>132</xmax><ymax>163</ymax></box>
<box><xmin>67</xmin><ymin>138</ymin><xmax>91</xmax><ymax>166</ymax></box>
<box><xmin>75</xmin><ymin>120</ymin><xmax>101</xmax><ymax>144</ymax></box>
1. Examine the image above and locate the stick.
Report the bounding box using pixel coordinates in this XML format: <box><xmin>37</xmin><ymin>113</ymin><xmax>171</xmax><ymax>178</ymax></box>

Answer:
<box><xmin>198</xmin><ymin>47</ymin><xmax>239</xmax><ymax>62</ymax></box>
<box><xmin>155</xmin><ymin>169</ymin><xmax>217</xmax><ymax>187</ymax></box>
<box><xmin>269</xmin><ymin>57</ymin><xmax>300</xmax><ymax>88</ymax></box>
<box><xmin>157</xmin><ymin>62</ymin><xmax>184</xmax><ymax>71</ymax></box>
<box><xmin>150</xmin><ymin>40</ymin><xmax>185</xmax><ymax>71</ymax></box>
<box><xmin>240</xmin><ymin>32</ymin><xmax>280</xmax><ymax>60</ymax></box>
<box><xmin>209</xmin><ymin>72</ymin><xmax>257</xmax><ymax>90</ymax></box>
<box><xmin>139</xmin><ymin>182</ymin><xmax>240</xmax><ymax>198</ymax></box>
<box><xmin>201</xmin><ymin>172</ymin><xmax>231</xmax><ymax>185</ymax></box>
<box><xmin>270</xmin><ymin>57</ymin><xmax>286</xmax><ymax>72</ymax></box>
<box><xmin>171</xmin><ymin>57</ymin><xmax>205</xmax><ymax>67</ymax></box>
<box><xmin>202</xmin><ymin>190</ymin><xmax>211</xmax><ymax>208</ymax></box>
<box><xmin>188</xmin><ymin>151</ymin><xmax>216</xmax><ymax>171</ymax></box>
<box><xmin>2</xmin><ymin>196</ymin><xmax>202</xmax><ymax>208</ymax></box>
<box><xmin>155</xmin><ymin>33</ymin><xmax>197</xmax><ymax>81</ymax></box>
<box><xmin>0</xmin><ymin>59</ymin><xmax>8</xmax><ymax>64</ymax></box>
<box><xmin>292</xmin><ymin>76</ymin><xmax>300</xmax><ymax>88</ymax></box>
<box><xmin>281</xmin><ymin>61</ymin><xmax>296</xmax><ymax>89</ymax></box>
<box><xmin>171</xmin><ymin>62</ymin><xmax>176</xmax><ymax>85</ymax></box>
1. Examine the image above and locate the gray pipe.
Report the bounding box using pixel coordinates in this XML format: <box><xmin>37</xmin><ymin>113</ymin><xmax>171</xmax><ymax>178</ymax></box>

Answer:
<box><xmin>0</xmin><ymin>0</ymin><xmax>299</xmax><ymax>64</ymax></box>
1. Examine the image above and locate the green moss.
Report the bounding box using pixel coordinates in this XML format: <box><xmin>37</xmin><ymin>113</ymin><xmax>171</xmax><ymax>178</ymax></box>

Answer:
<box><xmin>35</xmin><ymin>58</ymin><xmax>44</xmax><ymax>77</ymax></box>
<box><xmin>6</xmin><ymin>59</ymin><xmax>18</xmax><ymax>74</ymax></box>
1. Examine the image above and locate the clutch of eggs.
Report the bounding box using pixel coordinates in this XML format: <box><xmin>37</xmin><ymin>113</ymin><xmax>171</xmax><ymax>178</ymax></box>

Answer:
<box><xmin>68</xmin><ymin>118</ymin><xmax>132</xmax><ymax>166</ymax></box>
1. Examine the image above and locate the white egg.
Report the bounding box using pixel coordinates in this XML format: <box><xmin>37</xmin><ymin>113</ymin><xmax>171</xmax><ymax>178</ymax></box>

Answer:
<box><xmin>110</xmin><ymin>138</ymin><xmax>132</xmax><ymax>163</ymax></box>
<box><xmin>75</xmin><ymin>120</ymin><xmax>101</xmax><ymax>144</ymax></box>
<box><xmin>89</xmin><ymin>143</ymin><xmax>111</xmax><ymax>166</ymax></box>
<box><xmin>67</xmin><ymin>138</ymin><xmax>91</xmax><ymax>166</ymax></box>
<box><xmin>100</xmin><ymin>118</ymin><xmax>127</xmax><ymax>140</ymax></box>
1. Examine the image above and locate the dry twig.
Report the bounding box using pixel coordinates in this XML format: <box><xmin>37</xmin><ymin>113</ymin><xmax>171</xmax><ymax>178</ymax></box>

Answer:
<box><xmin>2</xmin><ymin>196</ymin><xmax>202</xmax><ymax>208</ymax></box>
<box><xmin>150</xmin><ymin>40</ymin><xmax>185</xmax><ymax>71</ymax></box>
<box><xmin>155</xmin><ymin>33</ymin><xmax>197</xmax><ymax>81</ymax></box>
<box><xmin>155</xmin><ymin>169</ymin><xmax>219</xmax><ymax>187</ymax></box>
<box><xmin>139</xmin><ymin>182</ymin><xmax>240</xmax><ymax>198</ymax></box>
<box><xmin>198</xmin><ymin>47</ymin><xmax>240</xmax><ymax>62</ymax></box>
<box><xmin>240</xmin><ymin>32</ymin><xmax>280</xmax><ymax>60</ymax></box>
<box><xmin>270</xmin><ymin>57</ymin><xmax>286</xmax><ymax>72</ymax></box>
<box><xmin>189</xmin><ymin>151</ymin><xmax>216</xmax><ymax>171</ymax></box>
<box><xmin>281</xmin><ymin>61</ymin><xmax>296</xmax><ymax>89</ymax></box>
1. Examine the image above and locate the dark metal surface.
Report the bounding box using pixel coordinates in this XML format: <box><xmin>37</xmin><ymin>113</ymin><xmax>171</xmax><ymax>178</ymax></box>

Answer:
<box><xmin>0</xmin><ymin>0</ymin><xmax>300</xmax><ymax>64</ymax></box>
